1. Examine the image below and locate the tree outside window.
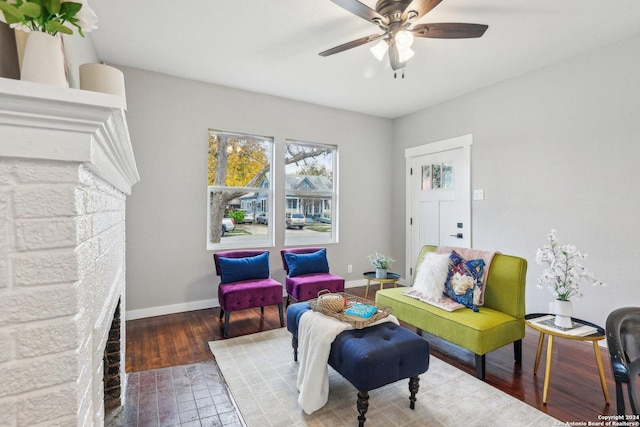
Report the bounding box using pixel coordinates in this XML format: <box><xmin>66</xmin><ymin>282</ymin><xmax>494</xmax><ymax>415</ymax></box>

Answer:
<box><xmin>207</xmin><ymin>130</ymin><xmax>273</xmax><ymax>249</ymax></box>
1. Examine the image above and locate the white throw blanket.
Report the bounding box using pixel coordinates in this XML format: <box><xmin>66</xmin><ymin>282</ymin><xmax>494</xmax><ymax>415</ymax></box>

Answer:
<box><xmin>296</xmin><ymin>310</ymin><xmax>399</xmax><ymax>414</ymax></box>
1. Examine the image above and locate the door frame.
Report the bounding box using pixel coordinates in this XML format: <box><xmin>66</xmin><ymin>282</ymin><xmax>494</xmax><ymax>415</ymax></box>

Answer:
<box><xmin>404</xmin><ymin>134</ymin><xmax>473</xmax><ymax>279</ymax></box>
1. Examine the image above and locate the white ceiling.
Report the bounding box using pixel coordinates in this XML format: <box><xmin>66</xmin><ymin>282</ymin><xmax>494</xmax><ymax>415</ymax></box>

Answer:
<box><xmin>89</xmin><ymin>0</ymin><xmax>640</xmax><ymax>119</ymax></box>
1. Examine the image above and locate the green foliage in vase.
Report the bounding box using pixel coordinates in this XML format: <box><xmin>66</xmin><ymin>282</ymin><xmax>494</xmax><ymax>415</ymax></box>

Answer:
<box><xmin>368</xmin><ymin>253</ymin><xmax>395</xmax><ymax>270</ymax></box>
<box><xmin>0</xmin><ymin>0</ymin><xmax>97</xmax><ymax>36</ymax></box>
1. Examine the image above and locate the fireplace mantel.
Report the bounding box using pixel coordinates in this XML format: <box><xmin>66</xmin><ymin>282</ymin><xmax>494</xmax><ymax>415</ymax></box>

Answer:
<box><xmin>0</xmin><ymin>77</ymin><xmax>139</xmax><ymax>426</ymax></box>
<box><xmin>0</xmin><ymin>77</ymin><xmax>139</xmax><ymax>194</ymax></box>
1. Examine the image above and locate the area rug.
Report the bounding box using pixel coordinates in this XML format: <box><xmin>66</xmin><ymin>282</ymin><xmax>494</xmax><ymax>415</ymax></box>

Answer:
<box><xmin>209</xmin><ymin>328</ymin><xmax>559</xmax><ymax>427</ymax></box>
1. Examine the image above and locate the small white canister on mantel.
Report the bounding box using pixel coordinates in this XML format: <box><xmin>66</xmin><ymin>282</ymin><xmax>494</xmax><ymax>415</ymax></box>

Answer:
<box><xmin>79</xmin><ymin>63</ymin><xmax>127</xmax><ymax>110</ymax></box>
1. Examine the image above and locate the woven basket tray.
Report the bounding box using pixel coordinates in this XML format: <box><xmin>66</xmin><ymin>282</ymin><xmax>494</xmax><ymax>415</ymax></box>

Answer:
<box><xmin>308</xmin><ymin>292</ymin><xmax>393</xmax><ymax>329</ymax></box>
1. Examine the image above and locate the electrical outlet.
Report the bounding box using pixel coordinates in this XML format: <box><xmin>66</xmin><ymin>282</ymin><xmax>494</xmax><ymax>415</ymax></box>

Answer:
<box><xmin>347</xmin><ymin>264</ymin><xmax>353</xmax><ymax>274</ymax></box>
<box><xmin>473</xmin><ymin>189</ymin><xmax>485</xmax><ymax>200</ymax></box>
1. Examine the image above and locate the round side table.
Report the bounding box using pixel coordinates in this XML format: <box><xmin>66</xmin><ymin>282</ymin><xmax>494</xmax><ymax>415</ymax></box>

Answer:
<box><xmin>525</xmin><ymin>313</ymin><xmax>609</xmax><ymax>405</ymax></box>
<box><xmin>363</xmin><ymin>271</ymin><xmax>401</xmax><ymax>300</ymax></box>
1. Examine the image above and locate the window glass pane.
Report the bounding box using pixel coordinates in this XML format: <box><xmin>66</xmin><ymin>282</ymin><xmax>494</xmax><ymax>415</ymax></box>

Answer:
<box><xmin>284</xmin><ymin>140</ymin><xmax>337</xmax><ymax>245</ymax></box>
<box><xmin>207</xmin><ymin>130</ymin><xmax>273</xmax><ymax>249</ymax></box>
<box><xmin>442</xmin><ymin>161</ymin><xmax>453</xmax><ymax>189</ymax></box>
<box><xmin>421</xmin><ymin>165</ymin><xmax>431</xmax><ymax>190</ymax></box>
<box><xmin>432</xmin><ymin>164</ymin><xmax>442</xmax><ymax>189</ymax></box>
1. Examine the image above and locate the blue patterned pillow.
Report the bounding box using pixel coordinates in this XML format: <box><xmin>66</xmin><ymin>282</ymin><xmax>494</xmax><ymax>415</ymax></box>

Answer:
<box><xmin>444</xmin><ymin>251</ymin><xmax>485</xmax><ymax>311</ymax></box>
<box><xmin>219</xmin><ymin>252</ymin><xmax>270</xmax><ymax>284</ymax></box>
<box><xmin>285</xmin><ymin>249</ymin><xmax>330</xmax><ymax>277</ymax></box>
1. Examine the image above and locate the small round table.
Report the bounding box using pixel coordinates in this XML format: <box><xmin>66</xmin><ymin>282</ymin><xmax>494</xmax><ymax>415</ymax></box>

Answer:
<box><xmin>363</xmin><ymin>272</ymin><xmax>401</xmax><ymax>300</ymax></box>
<box><xmin>525</xmin><ymin>313</ymin><xmax>610</xmax><ymax>405</ymax></box>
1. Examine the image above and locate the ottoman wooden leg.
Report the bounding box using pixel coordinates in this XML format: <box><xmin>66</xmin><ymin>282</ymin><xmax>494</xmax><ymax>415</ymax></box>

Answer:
<box><xmin>292</xmin><ymin>335</ymin><xmax>299</xmax><ymax>362</ymax></box>
<box><xmin>357</xmin><ymin>390</ymin><xmax>369</xmax><ymax>427</ymax></box>
<box><xmin>408</xmin><ymin>376</ymin><xmax>420</xmax><ymax>409</ymax></box>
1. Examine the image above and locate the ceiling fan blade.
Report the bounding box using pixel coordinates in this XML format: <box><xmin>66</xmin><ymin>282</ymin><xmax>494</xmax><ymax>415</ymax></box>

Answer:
<box><xmin>388</xmin><ymin>42</ymin><xmax>406</xmax><ymax>71</ymax></box>
<box><xmin>331</xmin><ymin>0</ymin><xmax>388</xmax><ymax>25</ymax></box>
<box><xmin>319</xmin><ymin>34</ymin><xmax>385</xmax><ymax>57</ymax></box>
<box><xmin>412</xmin><ymin>23</ymin><xmax>488</xmax><ymax>39</ymax></box>
<box><xmin>402</xmin><ymin>0</ymin><xmax>443</xmax><ymax>22</ymax></box>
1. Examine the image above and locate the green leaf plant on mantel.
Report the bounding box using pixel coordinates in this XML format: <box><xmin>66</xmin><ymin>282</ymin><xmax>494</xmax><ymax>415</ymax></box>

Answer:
<box><xmin>0</xmin><ymin>0</ymin><xmax>97</xmax><ymax>37</ymax></box>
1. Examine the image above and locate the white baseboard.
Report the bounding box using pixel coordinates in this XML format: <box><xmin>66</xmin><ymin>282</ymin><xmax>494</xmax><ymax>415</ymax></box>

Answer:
<box><xmin>344</xmin><ymin>278</ymin><xmax>366</xmax><ymax>288</ymax></box>
<box><xmin>125</xmin><ymin>278</ymin><xmax>404</xmax><ymax>320</ymax></box>
<box><xmin>126</xmin><ymin>298</ymin><xmax>219</xmax><ymax>320</ymax></box>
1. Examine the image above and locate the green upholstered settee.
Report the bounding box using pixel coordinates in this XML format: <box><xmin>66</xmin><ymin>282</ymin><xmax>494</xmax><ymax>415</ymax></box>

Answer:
<box><xmin>375</xmin><ymin>245</ymin><xmax>527</xmax><ymax>380</ymax></box>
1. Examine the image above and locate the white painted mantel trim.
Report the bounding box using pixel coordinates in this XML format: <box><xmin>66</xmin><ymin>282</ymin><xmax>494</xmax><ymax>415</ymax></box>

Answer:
<box><xmin>0</xmin><ymin>78</ymin><xmax>139</xmax><ymax>194</ymax></box>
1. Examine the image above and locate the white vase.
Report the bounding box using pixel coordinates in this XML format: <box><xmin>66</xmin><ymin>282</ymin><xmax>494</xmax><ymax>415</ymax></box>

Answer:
<box><xmin>553</xmin><ymin>299</ymin><xmax>573</xmax><ymax>329</ymax></box>
<box><xmin>20</xmin><ymin>31</ymin><xmax>68</xmax><ymax>87</ymax></box>
<box><xmin>375</xmin><ymin>268</ymin><xmax>387</xmax><ymax>279</ymax></box>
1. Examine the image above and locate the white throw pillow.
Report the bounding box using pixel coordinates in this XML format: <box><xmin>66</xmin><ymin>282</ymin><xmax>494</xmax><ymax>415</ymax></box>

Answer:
<box><xmin>412</xmin><ymin>252</ymin><xmax>451</xmax><ymax>301</ymax></box>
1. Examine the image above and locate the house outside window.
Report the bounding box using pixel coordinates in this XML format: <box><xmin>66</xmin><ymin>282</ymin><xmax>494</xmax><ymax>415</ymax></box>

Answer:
<box><xmin>207</xmin><ymin>130</ymin><xmax>274</xmax><ymax>249</ymax></box>
<box><xmin>284</xmin><ymin>139</ymin><xmax>338</xmax><ymax>245</ymax></box>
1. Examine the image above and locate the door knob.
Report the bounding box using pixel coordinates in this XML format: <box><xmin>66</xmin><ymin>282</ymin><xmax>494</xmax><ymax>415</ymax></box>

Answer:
<box><xmin>450</xmin><ymin>233</ymin><xmax>463</xmax><ymax>239</ymax></box>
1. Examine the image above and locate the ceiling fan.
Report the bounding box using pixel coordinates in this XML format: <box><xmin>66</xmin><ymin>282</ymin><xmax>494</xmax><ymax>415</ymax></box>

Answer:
<box><xmin>320</xmin><ymin>0</ymin><xmax>488</xmax><ymax>77</ymax></box>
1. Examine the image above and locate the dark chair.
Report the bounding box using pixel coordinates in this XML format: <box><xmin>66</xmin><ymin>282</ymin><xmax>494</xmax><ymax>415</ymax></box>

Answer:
<box><xmin>213</xmin><ymin>250</ymin><xmax>284</xmax><ymax>338</ymax></box>
<box><xmin>606</xmin><ymin>307</ymin><xmax>640</xmax><ymax>415</ymax></box>
<box><xmin>280</xmin><ymin>247</ymin><xmax>345</xmax><ymax>306</ymax></box>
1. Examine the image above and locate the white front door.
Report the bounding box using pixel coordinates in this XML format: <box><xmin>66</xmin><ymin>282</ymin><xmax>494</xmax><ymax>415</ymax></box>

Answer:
<box><xmin>405</xmin><ymin>135</ymin><xmax>472</xmax><ymax>281</ymax></box>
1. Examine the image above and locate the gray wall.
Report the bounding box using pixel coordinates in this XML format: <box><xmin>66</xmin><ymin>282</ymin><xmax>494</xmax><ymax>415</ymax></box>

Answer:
<box><xmin>122</xmin><ymin>33</ymin><xmax>640</xmax><ymax>326</ymax></box>
<box><xmin>392</xmin><ymin>34</ymin><xmax>640</xmax><ymax>328</ymax></box>
<box><xmin>120</xmin><ymin>66</ymin><xmax>394</xmax><ymax>317</ymax></box>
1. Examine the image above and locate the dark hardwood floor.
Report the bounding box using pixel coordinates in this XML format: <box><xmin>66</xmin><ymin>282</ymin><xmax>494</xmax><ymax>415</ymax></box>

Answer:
<box><xmin>126</xmin><ymin>285</ymin><xmax>620</xmax><ymax>424</ymax></box>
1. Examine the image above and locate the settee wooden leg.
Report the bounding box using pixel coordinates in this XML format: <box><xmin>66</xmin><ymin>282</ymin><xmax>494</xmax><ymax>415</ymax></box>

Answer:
<box><xmin>278</xmin><ymin>303</ymin><xmax>284</xmax><ymax>326</ymax></box>
<box><xmin>285</xmin><ymin>295</ymin><xmax>291</xmax><ymax>307</ymax></box>
<box><xmin>475</xmin><ymin>354</ymin><xmax>486</xmax><ymax>380</ymax></box>
<box><xmin>408</xmin><ymin>376</ymin><xmax>420</xmax><ymax>409</ymax></box>
<box><xmin>223</xmin><ymin>311</ymin><xmax>231</xmax><ymax>338</ymax></box>
<box><xmin>357</xmin><ymin>390</ymin><xmax>369</xmax><ymax>427</ymax></box>
<box><xmin>514</xmin><ymin>339</ymin><xmax>523</xmax><ymax>364</ymax></box>
<box><xmin>292</xmin><ymin>336</ymin><xmax>298</xmax><ymax>362</ymax></box>
<box><xmin>219</xmin><ymin>308</ymin><xmax>224</xmax><ymax>320</ymax></box>
<box><xmin>260</xmin><ymin>306</ymin><xmax>264</xmax><ymax>314</ymax></box>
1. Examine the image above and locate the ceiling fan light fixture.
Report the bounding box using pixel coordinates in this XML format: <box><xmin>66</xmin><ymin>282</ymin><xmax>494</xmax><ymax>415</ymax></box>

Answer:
<box><xmin>394</xmin><ymin>30</ymin><xmax>414</xmax><ymax>49</ymax></box>
<box><xmin>370</xmin><ymin>39</ymin><xmax>388</xmax><ymax>61</ymax></box>
<box><xmin>398</xmin><ymin>47</ymin><xmax>415</xmax><ymax>63</ymax></box>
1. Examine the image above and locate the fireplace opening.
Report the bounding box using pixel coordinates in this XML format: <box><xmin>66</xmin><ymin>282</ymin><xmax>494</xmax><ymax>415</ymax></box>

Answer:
<box><xmin>103</xmin><ymin>299</ymin><xmax>122</xmax><ymax>413</ymax></box>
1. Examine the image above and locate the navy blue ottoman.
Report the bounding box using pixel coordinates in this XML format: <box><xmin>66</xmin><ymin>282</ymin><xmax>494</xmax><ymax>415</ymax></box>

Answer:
<box><xmin>287</xmin><ymin>302</ymin><xmax>430</xmax><ymax>426</ymax></box>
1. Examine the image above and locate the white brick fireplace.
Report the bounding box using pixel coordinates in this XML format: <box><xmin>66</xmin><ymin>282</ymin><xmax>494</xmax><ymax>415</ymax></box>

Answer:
<box><xmin>0</xmin><ymin>78</ymin><xmax>139</xmax><ymax>426</ymax></box>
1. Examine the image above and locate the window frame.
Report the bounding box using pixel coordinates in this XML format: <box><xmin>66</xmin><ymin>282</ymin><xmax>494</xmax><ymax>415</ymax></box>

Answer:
<box><xmin>284</xmin><ymin>139</ymin><xmax>338</xmax><ymax>246</ymax></box>
<box><xmin>206</xmin><ymin>129</ymin><xmax>275</xmax><ymax>250</ymax></box>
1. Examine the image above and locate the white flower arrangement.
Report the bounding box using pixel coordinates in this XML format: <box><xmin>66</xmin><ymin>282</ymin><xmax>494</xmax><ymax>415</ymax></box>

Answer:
<box><xmin>0</xmin><ymin>0</ymin><xmax>97</xmax><ymax>36</ymax></box>
<box><xmin>368</xmin><ymin>253</ymin><xmax>395</xmax><ymax>270</ymax></box>
<box><xmin>535</xmin><ymin>229</ymin><xmax>606</xmax><ymax>301</ymax></box>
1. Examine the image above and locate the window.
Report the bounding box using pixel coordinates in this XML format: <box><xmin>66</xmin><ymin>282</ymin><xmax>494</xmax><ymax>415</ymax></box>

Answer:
<box><xmin>284</xmin><ymin>140</ymin><xmax>337</xmax><ymax>245</ymax></box>
<box><xmin>207</xmin><ymin>130</ymin><xmax>273</xmax><ymax>249</ymax></box>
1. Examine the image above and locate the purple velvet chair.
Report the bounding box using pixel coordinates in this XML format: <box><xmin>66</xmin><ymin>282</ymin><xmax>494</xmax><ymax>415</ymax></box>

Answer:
<box><xmin>280</xmin><ymin>247</ymin><xmax>345</xmax><ymax>306</ymax></box>
<box><xmin>213</xmin><ymin>250</ymin><xmax>284</xmax><ymax>338</ymax></box>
